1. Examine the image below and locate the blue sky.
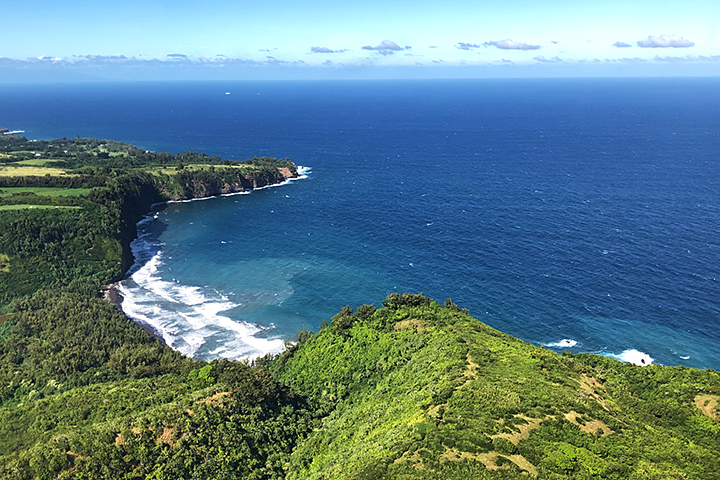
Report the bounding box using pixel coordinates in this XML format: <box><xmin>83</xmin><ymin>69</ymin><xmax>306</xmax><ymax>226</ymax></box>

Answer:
<box><xmin>1</xmin><ymin>0</ymin><xmax>718</xmax><ymax>80</ymax></box>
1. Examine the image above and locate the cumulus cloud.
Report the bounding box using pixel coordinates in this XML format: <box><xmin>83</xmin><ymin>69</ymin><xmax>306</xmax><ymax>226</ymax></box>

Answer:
<box><xmin>310</xmin><ymin>46</ymin><xmax>349</xmax><ymax>54</ymax></box>
<box><xmin>550</xmin><ymin>40</ymin><xmax>560</xmax><ymax>44</ymax></box>
<box><xmin>654</xmin><ymin>54</ymin><xmax>720</xmax><ymax>62</ymax></box>
<box><xmin>483</xmin><ymin>39</ymin><xmax>540</xmax><ymax>50</ymax></box>
<box><xmin>74</xmin><ymin>55</ymin><xmax>129</xmax><ymax>63</ymax></box>
<box><xmin>167</xmin><ymin>53</ymin><xmax>188</xmax><ymax>59</ymax></box>
<box><xmin>613</xmin><ymin>41</ymin><xmax>632</xmax><ymax>48</ymax></box>
<box><xmin>28</xmin><ymin>56</ymin><xmax>63</xmax><ymax>63</ymax></box>
<box><xmin>533</xmin><ymin>56</ymin><xmax>563</xmax><ymax>63</ymax></box>
<box><xmin>612</xmin><ymin>57</ymin><xmax>647</xmax><ymax>63</ymax></box>
<box><xmin>456</xmin><ymin>42</ymin><xmax>481</xmax><ymax>50</ymax></box>
<box><xmin>637</xmin><ymin>35</ymin><xmax>695</xmax><ymax>48</ymax></box>
<box><xmin>361</xmin><ymin>40</ymin><xmax>406</xmax><ymax>55</ymax></box>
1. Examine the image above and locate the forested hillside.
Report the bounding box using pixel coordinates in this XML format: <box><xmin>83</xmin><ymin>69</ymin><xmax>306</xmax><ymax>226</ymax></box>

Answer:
<box><xmin>0</xmin><ymin>134</ymin><xmax>718</xmax><ymax>479</ymax></box>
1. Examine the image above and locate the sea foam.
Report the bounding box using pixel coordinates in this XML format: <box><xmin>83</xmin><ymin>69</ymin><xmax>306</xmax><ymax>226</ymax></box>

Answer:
<box><xmin>608</xmin><ymin>349</ymin><xmax>654</xmax><ymax>366</ymax></box>
<box><xmin>118</xmin><ymin>249</ymin><xmax>285</xmax><ymax>360</ymax></box>
<box><xmin>546</xmin><ymin>339</ymin><xmax>578</xmax><ymax>348</ymax></box>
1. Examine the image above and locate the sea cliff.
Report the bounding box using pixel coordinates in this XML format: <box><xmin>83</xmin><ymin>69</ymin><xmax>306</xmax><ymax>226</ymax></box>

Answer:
<box><xmin>114</xmin><ymin>165</ymin><xmax>299</xmax><ymax>276</ymax></box>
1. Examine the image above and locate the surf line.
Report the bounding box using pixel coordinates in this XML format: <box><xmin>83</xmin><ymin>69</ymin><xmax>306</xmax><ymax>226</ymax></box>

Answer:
<box><xmin>107</xmin><ymin>165</ymin><xmax>311</xmax><ymax>359</ymax></box>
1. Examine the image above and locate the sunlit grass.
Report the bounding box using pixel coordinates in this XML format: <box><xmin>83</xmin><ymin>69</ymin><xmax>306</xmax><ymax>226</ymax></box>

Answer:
<box><xmin>0</xmin><ymin>166</ymin><xmax>71</xmax><ymax>177</ymax></box>
<box><xmin>0</xmin><ymin>205</ymin><xmax>81</xmax><ymax>211</ymax></box>
<box><xmin>0</xmin><ymin>187</ymin><xmax>91</xmax><ymax>197</ymax></box>
<box><xmin>11</xmin><ymin>159</ymin><xmax>59</xmax><ymax>166</ymax></box>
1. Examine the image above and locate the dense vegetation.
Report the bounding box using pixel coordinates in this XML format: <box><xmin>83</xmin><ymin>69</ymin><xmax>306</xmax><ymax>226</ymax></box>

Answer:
<box><xmin>0</xmin><ymin>135</ymin><xmax>297</xmax><ymax>306</ymax></box>
<box><xmin>0</xmin><ymin>134</ymin><xmax>718</xmax><ymax>479</ymax></box>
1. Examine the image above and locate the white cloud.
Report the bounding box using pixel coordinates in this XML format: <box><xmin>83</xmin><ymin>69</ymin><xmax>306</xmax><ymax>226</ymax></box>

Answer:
<box><xmin>361</xmin><ymin>40</ymin><xmax>406</xmax><ymax>55</ymax></box>
<box><xmin>654</xmin><ymin>54</ymin><xmax>720</xmax><ymax>62</ymax></box>
<box><xmin>456</xmin><ymin>42</ymin><xmax>481</xmax><ymax>51</ymax></box>
<box><xmin>612</xmin><ymin>41</ymin><xmax>632</xmax><ymax>48</ymax></box>
<box><xmin>637</xmin><ymin>35</ymin><xmax>695</xmax><ymax>48</ymax></box>
<box><xmin>533</xmin><ymin>56</ymin><xmax>563</xmax><ymax>63</ymax></box>
<box><xmin>484</xmin><ymin>39</ymin><xmax>540</xmax><ymax>51</ymax></box>
<box><xmin>310</xmin><ymin>46</ymin><xmax>349</xmax><ymax>54</ymax></box>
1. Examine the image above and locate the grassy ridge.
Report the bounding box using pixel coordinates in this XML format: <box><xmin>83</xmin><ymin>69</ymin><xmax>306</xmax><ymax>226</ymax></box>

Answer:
<box><xmin>3</xmin><ymin>293</ymin><xmax>718</xmax><ymax>479</ymax></box>
<box><xmin>278</xmin><ymin>295</ymin><xmax>720</xmax><ymax>479</ymax></box>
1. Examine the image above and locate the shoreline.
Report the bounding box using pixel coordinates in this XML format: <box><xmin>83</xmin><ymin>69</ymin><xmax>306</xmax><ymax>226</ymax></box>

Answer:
<box><xmin>101</xmin><ymin>165</ymin><xmax>309</xmax><ymax>349</ymax></box>
<box><xmin>101</xmin><ymin>281</ymin><xmax>168</xmax><ymax>345</ymax></box>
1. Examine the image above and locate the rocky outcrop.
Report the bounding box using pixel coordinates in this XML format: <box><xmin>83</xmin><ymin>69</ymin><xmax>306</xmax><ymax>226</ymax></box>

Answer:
<box><xmin>163</xmin><ymin>165</ymin><xmax>298</xmax><ymax>201</ymax></box>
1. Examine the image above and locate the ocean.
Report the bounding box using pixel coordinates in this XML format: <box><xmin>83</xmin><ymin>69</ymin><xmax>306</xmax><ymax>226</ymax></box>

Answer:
<box><xmin>2</xmin><ymin>78</ymin><xmax>719</xmax><ymax>368</ymax></box>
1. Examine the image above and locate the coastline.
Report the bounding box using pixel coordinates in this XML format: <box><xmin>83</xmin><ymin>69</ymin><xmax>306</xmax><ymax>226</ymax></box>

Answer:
<box><xmin>101</xmin><ymin>281</ymin><xmax>168</xmax><ymax>345</ymax></box>
<box><xmin>101</xmin><ymin>164</ymin><xmax>308</xmax><ymax>349</ymax></box>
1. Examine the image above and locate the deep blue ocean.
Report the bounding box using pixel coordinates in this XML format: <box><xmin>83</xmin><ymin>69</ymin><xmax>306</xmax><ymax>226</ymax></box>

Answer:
<box><xmin>2</xmin><ymin>79</ymin><xmax>720</xmax><ymax>368</ymax></box>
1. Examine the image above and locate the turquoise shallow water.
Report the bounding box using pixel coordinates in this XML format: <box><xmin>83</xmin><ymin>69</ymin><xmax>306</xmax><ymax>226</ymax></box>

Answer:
<box><xmin>2</xmin><ymin>79</ymin><xmax>720</xmax><ymax>367</ymax></box>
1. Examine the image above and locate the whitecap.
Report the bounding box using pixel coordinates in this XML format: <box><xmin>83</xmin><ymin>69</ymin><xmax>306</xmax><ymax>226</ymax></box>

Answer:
<box><xmin>608</xmin><ymin>349</ymin><xmax>654</xmax><ymax>366</ymax></box>
<box><xmin>296</xmin><ymin>165</ymin><xmax>312</xmax><ymax>178</ymax></box>
<box><xmin>546</xmin><ymin>338</ymin><xmax>577</xmax><ymax>348</ymax></box>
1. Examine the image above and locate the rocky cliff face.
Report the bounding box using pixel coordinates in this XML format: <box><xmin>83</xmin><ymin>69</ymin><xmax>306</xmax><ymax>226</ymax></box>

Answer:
<box><xmin>118</xmin><ymin>165</ymin><xmax>298</xmax><ymax>276</ymax></box>
<box><xmin>162</xmin><ymin>165</ymin><xmax>298</xmax><ymax>201</ymax></box>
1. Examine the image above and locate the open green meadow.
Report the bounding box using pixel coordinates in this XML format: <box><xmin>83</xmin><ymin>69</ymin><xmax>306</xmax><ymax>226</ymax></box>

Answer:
<box><xmin>0</xmin><ymin>165</ymin><xmax>71</xmax><ymax>177</ymax></box>
<box><xmin>0</xmin><ymin>205</ymin><xmax>81</xmax><ymax>211</ymax></box>
<box><xmin>0</xmin><ymin>187</ymin><xmax>92</xmax><ymax>197</ymax></box>
<box><xmin>11</xmin><ymin>158</ymin><xmax>57</xmax><ymax>166</ymax></box>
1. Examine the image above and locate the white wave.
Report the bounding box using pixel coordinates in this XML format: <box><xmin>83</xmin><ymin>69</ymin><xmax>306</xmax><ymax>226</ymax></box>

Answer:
<box><xmin>119</xmin><ymin>233</ymin><xmax>286</xmax><ymax>360</ymax></box>
<box><xmin>546</xmin><ymin>338</ymin><xmax>577</xmax><ymax>348</ymax></box>
<box><xmin>119</xmin><ymin>262</ymin><xmax>286</xmax><ymax>360</ymax></box>
<box><xmin>296</xmin><ymin>165</ymin><xmax>311</xmax><ymax>178</ymax></box>
<box><xmin>608</xmin><ymin>349</ymin><xmax>654</xmax><ymax>366</ymax></box>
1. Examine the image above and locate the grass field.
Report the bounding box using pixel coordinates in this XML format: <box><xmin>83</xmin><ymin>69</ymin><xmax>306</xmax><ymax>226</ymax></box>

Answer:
<box><xmin>0</xmin><ymin>205</ymin><xmax>81</xmax><ymax>211</ymax></box>
<box><xmin>12</xmin><ymin>159</ymin><xmax>57</xmax><ymax>166</ymax></box>
<box><xmin>0</xmin><ymin>187</ymin><xmax>92</xmax><ymax>197</ymax></box>
<box><xmin>0</xmin><ymin>166</ymin><xmax>71</xmax><ymax>177</ymax></box>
